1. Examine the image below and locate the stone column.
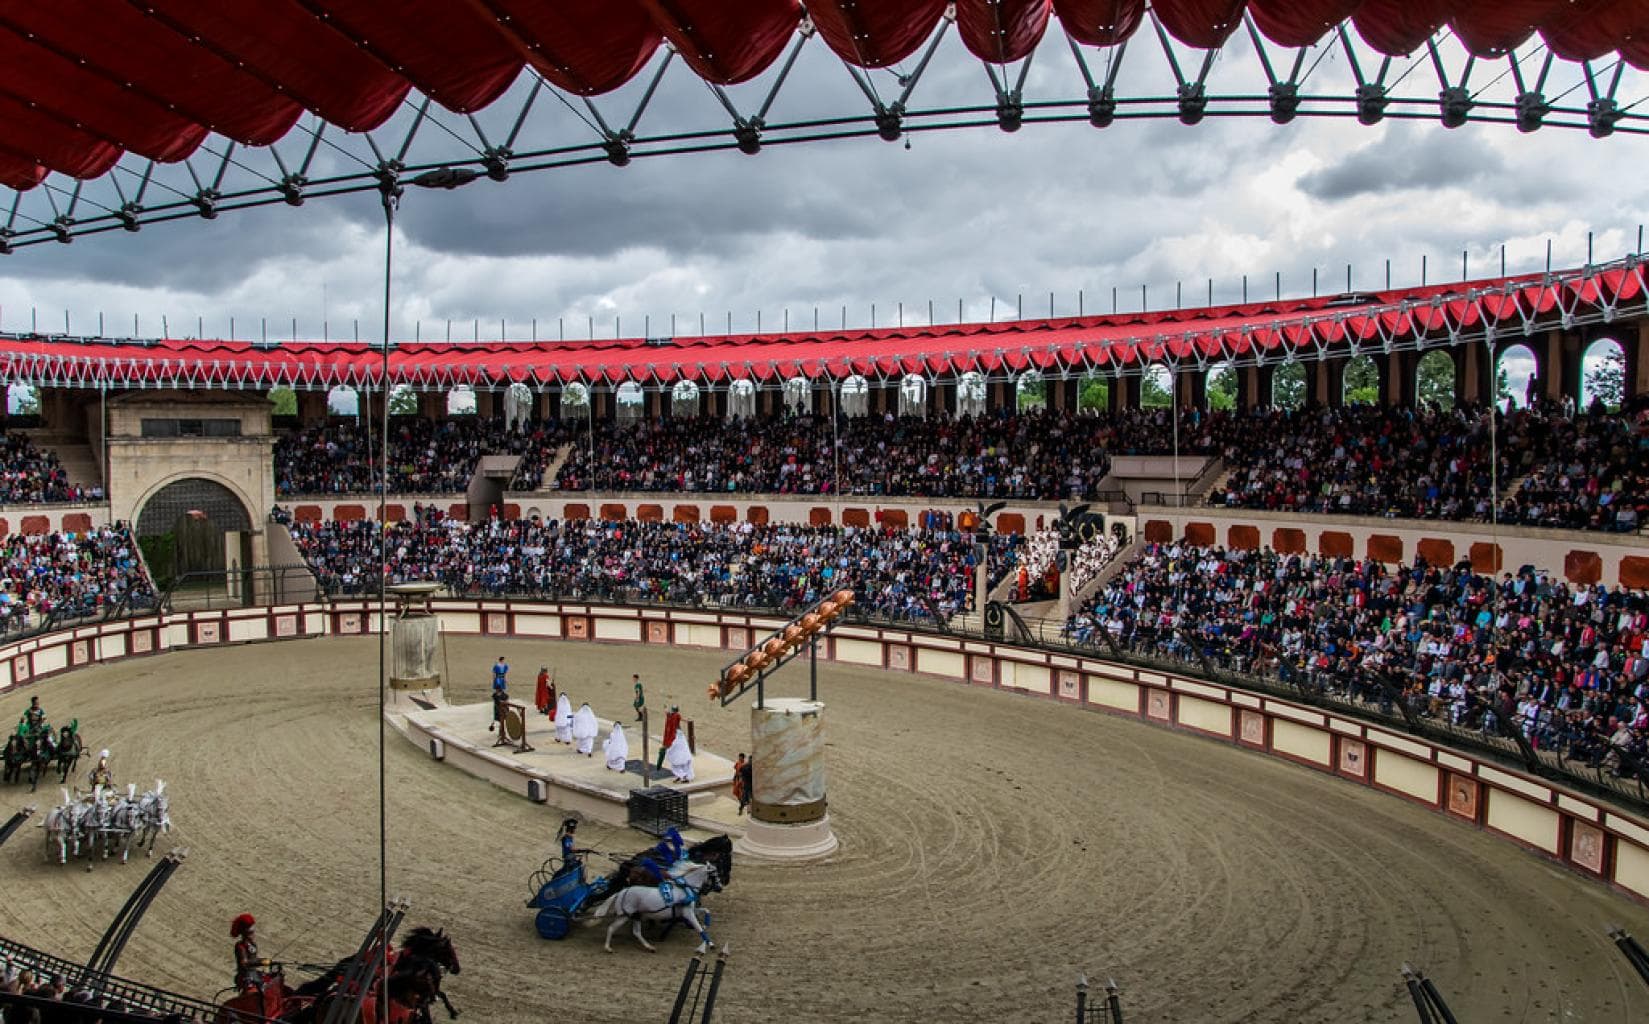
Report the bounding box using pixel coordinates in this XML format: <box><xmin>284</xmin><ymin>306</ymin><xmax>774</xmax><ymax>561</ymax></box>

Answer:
<box><xmin>736</xmin><ymin>698</ymin><xmax>838</xmax><ymax>861</ymax></box>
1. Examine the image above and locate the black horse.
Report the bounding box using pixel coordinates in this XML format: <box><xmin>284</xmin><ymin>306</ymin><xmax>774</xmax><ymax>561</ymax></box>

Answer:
<box><xmin>605</xmin><ymin>833</ymin><xmax>735</xmax><ymax>892</ymax></box>
<box><xmin>24</xmin><ymin>731</ymin><xmax>56</xmax><ymax>792</ymax></box>
<box><xmin>294</xmin><ymin>925</ymin><xmax>460</xmax><ymax>1023</ymax></box>
<box><xmin>55</xmin><ymin>727</ymin><xmax>84</xmax><ymax>784</ymax></box>
<box><xmin>1</xmin><ymin>733</ymin><xmax>23</xmax><ymax>784</ymax></box>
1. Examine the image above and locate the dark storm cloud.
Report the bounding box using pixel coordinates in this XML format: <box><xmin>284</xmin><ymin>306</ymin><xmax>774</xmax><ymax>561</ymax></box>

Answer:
<box><xmin>1297</xmin><ymin>126</ymin><xmax>1505</xmax><ymax>200</ymax></box>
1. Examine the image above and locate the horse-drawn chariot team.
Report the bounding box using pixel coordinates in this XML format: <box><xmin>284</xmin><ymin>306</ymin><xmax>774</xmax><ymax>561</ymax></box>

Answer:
<box><xmin>2</xmin><ymin>695</ymin><xmax>86</xmax><ymax>790</ymax></box>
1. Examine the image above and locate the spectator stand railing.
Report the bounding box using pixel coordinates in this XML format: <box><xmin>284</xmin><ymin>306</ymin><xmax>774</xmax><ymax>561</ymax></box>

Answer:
<box><xmin>1138</xmin><ymin>491</ymin><xmax>1196</xmax><ymax>507</ymax></box>
<box><xmin>0</xmin><ymin>934</ymin><xmax>240</xmax><ymax>1022</ymax></box>
<box><xmin>158</xmin><ymin>564</ymin><xmax>327</xmax><ymax>614</ymax></box>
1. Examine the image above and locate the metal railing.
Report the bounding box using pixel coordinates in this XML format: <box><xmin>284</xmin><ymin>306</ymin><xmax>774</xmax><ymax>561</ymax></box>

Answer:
<box><xmin>158</xmin><ymin>564</ymin><xmax>324</xmax><ymax>613</ymax></box>
<box><xmin>0</xmin><ymin>934</ymin><xmax>236</xmax><ymax>1022</ymax></box>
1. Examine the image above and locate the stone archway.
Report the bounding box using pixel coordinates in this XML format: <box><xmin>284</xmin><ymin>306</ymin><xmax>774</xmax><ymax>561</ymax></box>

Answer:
<box><xmin>135</xmin><ymin>476</ymin><xmax>254</xmax><ymax>583</ymax></box>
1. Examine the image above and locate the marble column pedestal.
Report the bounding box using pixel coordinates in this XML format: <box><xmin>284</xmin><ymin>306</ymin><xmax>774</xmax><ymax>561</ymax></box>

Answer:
<box><xmin>734</xmin><ymin>698</ymin><xmax>839</xmax><ymax>862</ymax></box>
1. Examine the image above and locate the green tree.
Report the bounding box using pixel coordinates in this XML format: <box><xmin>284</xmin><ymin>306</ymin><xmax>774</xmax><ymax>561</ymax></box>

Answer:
<box><xmin>267</xmin><ymin>386</ymin><xmax>297</xmax><ymax>416</ymax></box>
<box><xmin>1140</xmin><ymin>367</ymin><xmax>1173</xmax><ymax>409</ymax></box>
<box><xmin>388</xmin><ymin>384</ymin><xmax>418</xmax><ymax>416</ymax></box>
<box><xmin>1206</xmin><ymin>365</ymin><xmax>1237</xmax><ymax>411</ymax></box>
<box><xmin>1077</xmin><ymin>374</ymin><xmax>1109</xmax><ymax>412</ymax></box>
<box><xmin>1342</xmin><ymin>355</ymin><xmax>1380</xmax><ymax>406</ymax></box>
<box><xmin>8</xmin><ymin>384</ymin><xmax>40</xmax><ymax>416</ymax></box>
<box><xmin>1016</xmin><ymin>374</ymin><xmax>1046</xmax><ymax>411</ymax></box>
<box><xmin>1272</xmin><ymin>361</ymin><xmax>1305</xmax><ymax>409</ymax></box>
<box><xmin>1416</xmin><ymin>351</ymin><xmax>1456</xmax><ymax>409</ymax></box>
<box><xmin>1583</xmin><ymin>346</ymin><xmax>1625</xmax><ymax>411</ymax></box>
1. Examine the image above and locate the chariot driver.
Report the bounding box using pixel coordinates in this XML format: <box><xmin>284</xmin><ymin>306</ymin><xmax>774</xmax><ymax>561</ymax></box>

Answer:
<box><xmin>556</xmin><ymin>818</ymin><xmax>587</xmax><ymax>874</ymax></box>
<box><xmin>88</xmin><ymin>749</ymin><xmax>113</xmax><ymax>789</ymax></box>
<box><xmin>23</xmin><ymin>696</ymin><xmax>45</xmax><ymax>735</ymax></box>
<box><xmin>230</xmin><ymin>914</ymin><xmax>262</xmax><ymax>991</ymax></box>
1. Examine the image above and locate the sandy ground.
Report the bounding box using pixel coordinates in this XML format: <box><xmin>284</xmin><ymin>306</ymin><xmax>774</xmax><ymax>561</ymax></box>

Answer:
<box><xmin>3</xmin><ymin>636</ymin><xmax>1649</xmax><ymax>1023</ymax></box>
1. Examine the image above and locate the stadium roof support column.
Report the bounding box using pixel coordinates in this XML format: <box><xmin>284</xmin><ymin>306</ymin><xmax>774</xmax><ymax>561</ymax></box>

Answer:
<box><xmin>1117</xmin><ymin>374</ymin><xmax>1142</xmax><ymax>411</ymax></box>
<box><xmin>1460</xmin><ymin>342</ymin><xmax>1489</xmax><ymax>407</ymax></box>
<box><xmin>297</xmin><ymin>390</ymin><xmax>327</xmax><ymax>423</ymax></box>
<box><xmin>1632</xmin><ymin>321</ymin><xmax>1649</xmax><ymax>398</ymax></box>
<box><xmin>1554</xmin><ymin>330</ymin><xmax>1585</xmax><ymax>404</ymax></box>
<box><xmin>1176</xmin><ymin>366</ymin><xmax>1205</xmax><ymax>410</ymax></box>
<box><xmin>1305</xmin><ymin>360</ymin><xmax>1329</xmax><ymax>407</ymax></box>
<box><xmin>1541</xmin><ymin>329</ymin><xmax>1567</xmax><ymax>403</ymax></box>
<box><xmin>1322</xmin><ymin>357</ymin><xmax>1347</xmax><ymax>408</ymax></box>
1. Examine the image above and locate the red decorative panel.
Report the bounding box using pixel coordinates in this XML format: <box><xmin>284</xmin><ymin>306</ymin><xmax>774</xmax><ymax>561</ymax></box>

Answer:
<box><xmin>294</xmin><ymin>505</ymin><xmax>322</xmax><ymax>523</ymax></box>
<box><xmin>1238</xmin><ymin>709</ymin><xmax>1265</xmax><ymax>747</ymax></box>
<box><xmin>1415</xmin><ymin>538</ymin><xmax>1454</xmax><ymax>566</ymax></box>
<box><xmin>747</xmin><ymin>506</ymin><xmax>770</xmax><ymax>525</ymax></box>
<box><xmin>879</xmin><ymin>508</ymin><xmax>909</xmax><ymax>529</ymax></box>
<box><xmin>1143</xmin><ymin>519</ymin><xmax>1173</xmax><ymax>543</ymax></box>
<box><xmin>1183</xmin><ymin>522</ymin><xmax>1214</xmax><ymax>546</ymax></box>
<box><xmin>446</xmin><ymin>503</ymin><xmax>469</xmax><ymax>521</ymax></box>
<box><xmin>996</xmin><ymin>513</ymin><xmax>1026</xmax><ymax>536</ymax></box>
<box><xmin>1272</xmin><ymin>528</ymin><xmax>1305</xmax><ymax>554</ymax></box>
<box><xmin>1338</xmin><ymin>737</ymin><xmax>1367</xmax><ymax>779</ymax></box>
<box><xmin>383</xmin><ymin>504</ymin><xmax>406</xmax><ymax>523</ymax></box>
<box><xmin>1057</xmin><ymin>669</ymin><xmax>1080</xmax><ymax>699</ymax></box>
<box><xmin>673</xmin><ymin>504</ymin><xmax>700</xmax><ymax>523</ymax></box>
<box><xmin>334</xmin><ymin>504</ymin><xmax>367</xmax><ymax>522</ymax></box>
<box><xmin>502</xmin><ymin>503</ymin><xmax>521</xmax><ymax>520</ymax></box>
<box><xmin>1564</xmin><ymin>550</ymin><xmax>1603</xmax><ymax>585</ymax></box>
<box><xmin>1227</xmin><ymin>524</ymin><xmax>1259</xmax><ymax>550</ymax></box>
<box><xmin>566</xmin><ymin>617</ymin><xmax>589</xmax><ymax>640</ymax></box>
<box><xmin>646</xmin><ymin>621</ymin><xmax>669</xmax><ymax>644</ymax></box>
<box><xmin>1319</xmin><ymin>531</ymin><xmax>1353</xmax><ymax>557</ymax></box>
<box><xmin>635</xmin><ymin>504</ymin><xmax>663</xmax><ymax>523</ymax></box>
<box><xmin>599</xmin><ymin>503</ymin><xmax>627</xmax><ymax>520</ymax></box>
<box><xmin>61</xmin><ymin>512</ymin><xmax>92</xmax><ymax>533</ymax></box>
<box><xmin>1146</xmin><ymin>688</ymin><xmax>1170</xmax><ymax>720</ymax></box>
<box><xmin>1569</xmin><ymin>820</ymin><xmax>1605</xmax><ymax>875</ymax></box>
<box><xmin>0</xmin><ymin>518</ymin><xmax>9</xmax><ymax>538</ymax></box>
<box><xmin>1469</xmin><ymin>541</ymin><xmax>1503</xmax><ymax>574</ymax></box>
<box><xmin>1621</xmin><ymin>556</ymin><xmax>1649</xmax><ymax>590</ymax></box>
<box><xmin>709</xmin><ymin>505</ymin><xmax>737</xmax><ymax>524</ymax></box>
<box><xmin>842</xmin><ymin>507</ymin><xmax>870</xmax><ymax>528</ymax></box>
<box><xmin>1446</xmin><ymin>773</ymin><xmax>1479</xmax><ymax>821</ymax></box>
<box><xmin>1366</xmin><ymin>534</ymin><xmax>1403</xmax><ymax>563</ymax></box>
<box><xmin>19</xmin><ymin>515</ymin><xmax>49</xmax><ymax>535</ymax></box>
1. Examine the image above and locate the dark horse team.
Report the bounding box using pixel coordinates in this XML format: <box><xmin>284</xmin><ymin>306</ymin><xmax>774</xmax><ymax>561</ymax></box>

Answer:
<box><xmin>3</xmin><ymin>695</ymin><xmax>85</xmax><ymax>790</ymax></box>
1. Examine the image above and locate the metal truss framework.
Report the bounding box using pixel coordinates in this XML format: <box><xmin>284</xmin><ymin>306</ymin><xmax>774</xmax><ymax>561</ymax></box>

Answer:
<box><xmin>1</xmin><ymin>12</ymin><xmax>1647</xmax><ymax>253</ymax></box>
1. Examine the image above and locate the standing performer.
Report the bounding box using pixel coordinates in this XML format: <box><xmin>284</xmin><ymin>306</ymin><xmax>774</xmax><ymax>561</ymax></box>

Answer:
<box><xmin>665</xmin><ymin>731</ymin><xmax>695</xmax><ymax>783</ymax></box>
<box><xmin>230</xmin><ymin>914</ymin><xmax>260</xmax><ymax>991</ymax></box>
<box><xmin>88</xmin><ymin>749</ymin><xmax>113</xmax><ymax>789</ymax></box>
<box><xmin>732</xmin><ymin>753</ymin><xmax>750</xmax><ymax>815</ymax></box>
<box><xmin>490</xmin><ymin>683</ymin><xmax>510</xmax><ymax>733</ymax></box>
<box><xmin>603</xmin><ymin>722</ymin><xmax>629</xmax><ymax>771</ymax></box>
<box><xmin>556</xmin><ymin>818</ymin><xmax>586</xmax><ymax>872</ymax></box>
<box><xmin>553</xmin><ymin>693</ymin><xmax>574</xmax><ymax>744</ymax></box>
<box><xmin>534</xmin><ymin>666</ymin><xmax>551</xmax><ymax>716</ymax></box>
<box><xmin>738</xmin><ymin>755</ymin><xmax>754</xmax><ymax>814</ymax></box>
<box><xmin>571</xmin><ymin>703</ymin><xmax>598</xmax><ymax>756</ymax></box>
<box><xmin>631</xmin><ymin>674</ymin><xmax>646</xmax><ymax>722</ymax></box>
<box><xmin>655</xmin><ymin>706</ymin><xmax>682</xmax><ymax>770</ymax></box>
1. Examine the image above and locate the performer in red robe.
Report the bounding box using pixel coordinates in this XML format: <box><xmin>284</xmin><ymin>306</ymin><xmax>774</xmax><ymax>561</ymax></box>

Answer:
<box><xmin>534</xmin><ymin>667</ymin><xmax>552</xmax><ymax>716</ymax></box>
<box><xmin>655</xmin><ymin>705</ymin><xmax>682</xmax><ymax>770</ymax></box>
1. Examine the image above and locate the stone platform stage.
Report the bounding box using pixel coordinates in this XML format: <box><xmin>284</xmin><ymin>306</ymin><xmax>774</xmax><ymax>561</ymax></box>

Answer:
<box><xmin>388</xmin><ymin>698</ymin><xmax>745</xmax><ymax>834</ymax></box>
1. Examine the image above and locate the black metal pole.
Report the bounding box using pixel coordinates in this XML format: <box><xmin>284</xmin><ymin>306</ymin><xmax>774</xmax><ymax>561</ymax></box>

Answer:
<box><xmin>1075</xmin><ymin>976</ymin><xmax>1087</xmax><ymax>1024</ymax></box>
<box><xmin>667</xmin><ymin>952</ymin><xmax>703</xmax><ymax>1024</ymax></box>
<box><xmin>700</xmin><ymin>947</ymin><xmax>730</xmax><ymax>1023</ymax></box>
<box><xmin>0</xmin><ymin>807</ymin><xmax>33</xmax><ymax>847</ymax></box>
<box><xmin>1104</xmin><ymin>979</ymin><xmax>1124</xmax><ymax>1024</ymax></box>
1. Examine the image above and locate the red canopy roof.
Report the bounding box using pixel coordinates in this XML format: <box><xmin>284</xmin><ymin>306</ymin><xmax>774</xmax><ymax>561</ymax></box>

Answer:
<box><xmin>1</xmin><ymin>262</ymin><xmax>1638</xmax><ymax>392</ymax></box>
<box><xmin>0</xmin><ymin>1</ymin><xmax>1644</xmax><ymax>191</ymax></box>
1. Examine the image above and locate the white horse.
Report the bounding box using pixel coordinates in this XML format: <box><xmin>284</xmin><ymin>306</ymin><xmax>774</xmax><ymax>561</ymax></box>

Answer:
<box><xmin>42</xmin><ymin>788</ymin><xmax>85</xmax><ymax>864</ymax></box>
<box><xmin>104</xmin><ymin>784</ymin><xmax>146</xmax><ymax>863</ymax></box>
<box><xmin>132</xmin><ymin>779</ymin><xmax>171</xmax><ymax>856</ymax></box>
<box><xmin>590</xmin><ymin>860</ymin><xmax>721</xmax><ymax>954</ymax></box>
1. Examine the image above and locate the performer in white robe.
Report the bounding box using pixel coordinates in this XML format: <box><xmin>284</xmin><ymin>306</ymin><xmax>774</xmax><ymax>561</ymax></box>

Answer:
<box><xmin>603</xmin><ymin>722</ymin><xmax>629</xmax><ymax>771</ymax></box>
<box><xmin>665</xmin><ymin>731</ymin><xmax>694</xmax><ymax>783</ymax></box>
<box><xmin>554</xmin><ymin>694</ymin><xmax>574</xmax><ymax>744</ymax></box>
<box><xmin>572</xmin><ymin>703</ymin><xmax>599</xmax><ymax>756</ymax></box>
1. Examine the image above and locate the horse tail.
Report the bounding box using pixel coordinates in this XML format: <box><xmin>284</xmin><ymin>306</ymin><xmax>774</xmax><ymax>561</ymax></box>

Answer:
<box><xmin>589</xmin><ymin>890</ymin><xmax>625</xmax><ymax>919</ymax></box>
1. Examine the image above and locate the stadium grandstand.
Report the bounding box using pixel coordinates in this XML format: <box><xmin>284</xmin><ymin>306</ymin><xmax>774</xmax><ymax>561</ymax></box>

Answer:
<box><xmin>7</xmin><ymin>3</ymin><xmax>1649</xmax><ymax>1022</ymax></box>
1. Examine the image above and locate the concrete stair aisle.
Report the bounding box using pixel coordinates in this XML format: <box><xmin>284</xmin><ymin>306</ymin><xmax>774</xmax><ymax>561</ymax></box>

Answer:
<box><xmin>48</xmin><ymin>442</ymin><xmax>103</xmax><ymax>495</ymax></box>
<box><xmin>516</xmin><ymin>442</ymin><xmax>573</xmax><ymax>492</ymax></box>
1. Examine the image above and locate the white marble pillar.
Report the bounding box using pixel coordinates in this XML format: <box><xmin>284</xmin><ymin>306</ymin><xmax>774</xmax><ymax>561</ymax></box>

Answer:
<box><xmin>736</xmin><ymin>697</ymin><xmax>839</xmax><ymax>861</ymax></box>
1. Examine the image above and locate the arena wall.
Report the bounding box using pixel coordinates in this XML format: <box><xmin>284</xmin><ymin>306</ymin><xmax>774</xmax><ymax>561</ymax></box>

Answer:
<box><xmin>4</xmin><ymin>599</ymin><xmax>1649</xmax><ymax>904</ymax></box>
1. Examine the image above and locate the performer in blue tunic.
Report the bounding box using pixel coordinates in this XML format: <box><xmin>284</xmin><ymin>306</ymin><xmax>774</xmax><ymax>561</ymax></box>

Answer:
<box><xmin>491</xmin><ymin>656</ymin><xmax>509</xmax><ymax>692</ymax></box>
<box><xmin>556</xmin><ymin>818</ymin><xmax>586</xmax><ymax>873</ymax></box>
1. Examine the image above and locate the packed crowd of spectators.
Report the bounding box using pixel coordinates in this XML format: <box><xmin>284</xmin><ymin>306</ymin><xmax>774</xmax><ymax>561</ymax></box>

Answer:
<box><xmin>1207</xmin><ymin>400</ymin><xmax>1649</xmax><ymax>531</ymax></box>
<box><xmin>0</xmin><ymin>524</ymin><xmax>153</xmax><ymax>634</ymax></box>
<box><xmin>1065</xmin><ymin>541</ymin><xmax>1649</xmax><ymax>779</ymax></box>
<box><xmin>0</xmin><ymin>434</ymin><xmax>97</xmax><ymax>505</ymax></box>
<box><xmin>553</xmin><ymin>410</ymin><xmax>1134</xmax><ymax>498</ymax></box>
<box><xmin>274</xmin><ymin>418</ymin><xmax>572</xmax><ymax>496</ymax></box>
<box><xmin>277</xmin><ymin>508</ymin><xmax>995</xmax><ymax>622</ymax></box>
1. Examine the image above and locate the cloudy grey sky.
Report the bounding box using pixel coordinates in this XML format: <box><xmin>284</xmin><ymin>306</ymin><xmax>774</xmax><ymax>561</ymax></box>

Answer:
<box><xmin>0</xmin><ymin>23</ymin><xmax>1641</xmax><ymax>359</ymax></box>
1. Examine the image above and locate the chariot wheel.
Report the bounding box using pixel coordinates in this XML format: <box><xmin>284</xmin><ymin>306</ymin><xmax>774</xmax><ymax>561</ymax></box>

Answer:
<box><xmin>535</xmin><ymin>906</ymin><xmax>573</xmax><ymax>941</ymax></box>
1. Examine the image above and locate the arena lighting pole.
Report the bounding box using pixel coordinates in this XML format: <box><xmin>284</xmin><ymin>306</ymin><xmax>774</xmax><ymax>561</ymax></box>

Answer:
<box><xmin>376</xmin><ymin>165</ymin><xmax>480</xmax><ymax>1024</ymax></box>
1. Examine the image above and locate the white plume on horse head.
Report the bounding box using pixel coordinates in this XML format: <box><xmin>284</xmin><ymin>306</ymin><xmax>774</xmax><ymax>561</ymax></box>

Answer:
<box><xmin>127</xmin><ymin>783</ymin><xmax>137</xmax><ymax>800</ymax></box>
<box><xmin>155</xmin><ymin>779</ymin><xmax>165</xmax><ymax>796</ymax></box>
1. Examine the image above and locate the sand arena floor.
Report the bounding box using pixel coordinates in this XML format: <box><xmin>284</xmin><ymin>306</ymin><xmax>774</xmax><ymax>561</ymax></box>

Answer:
<box><xmin>3</xmin><ymin>635</ymin><xmax>1649</xmax><ymax>1023</ymax></box>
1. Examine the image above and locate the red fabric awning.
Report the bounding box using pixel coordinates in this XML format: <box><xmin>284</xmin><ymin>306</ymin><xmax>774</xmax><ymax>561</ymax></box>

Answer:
<box><xmin>0</xmin><ymin>263</ymin><xmax>1634</xmax><ymax>391</ymax></box>
<box><xmin>0</xmin><ymin>2</ymin><xmax>1638</xmax><ymax>190</ymax></box>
